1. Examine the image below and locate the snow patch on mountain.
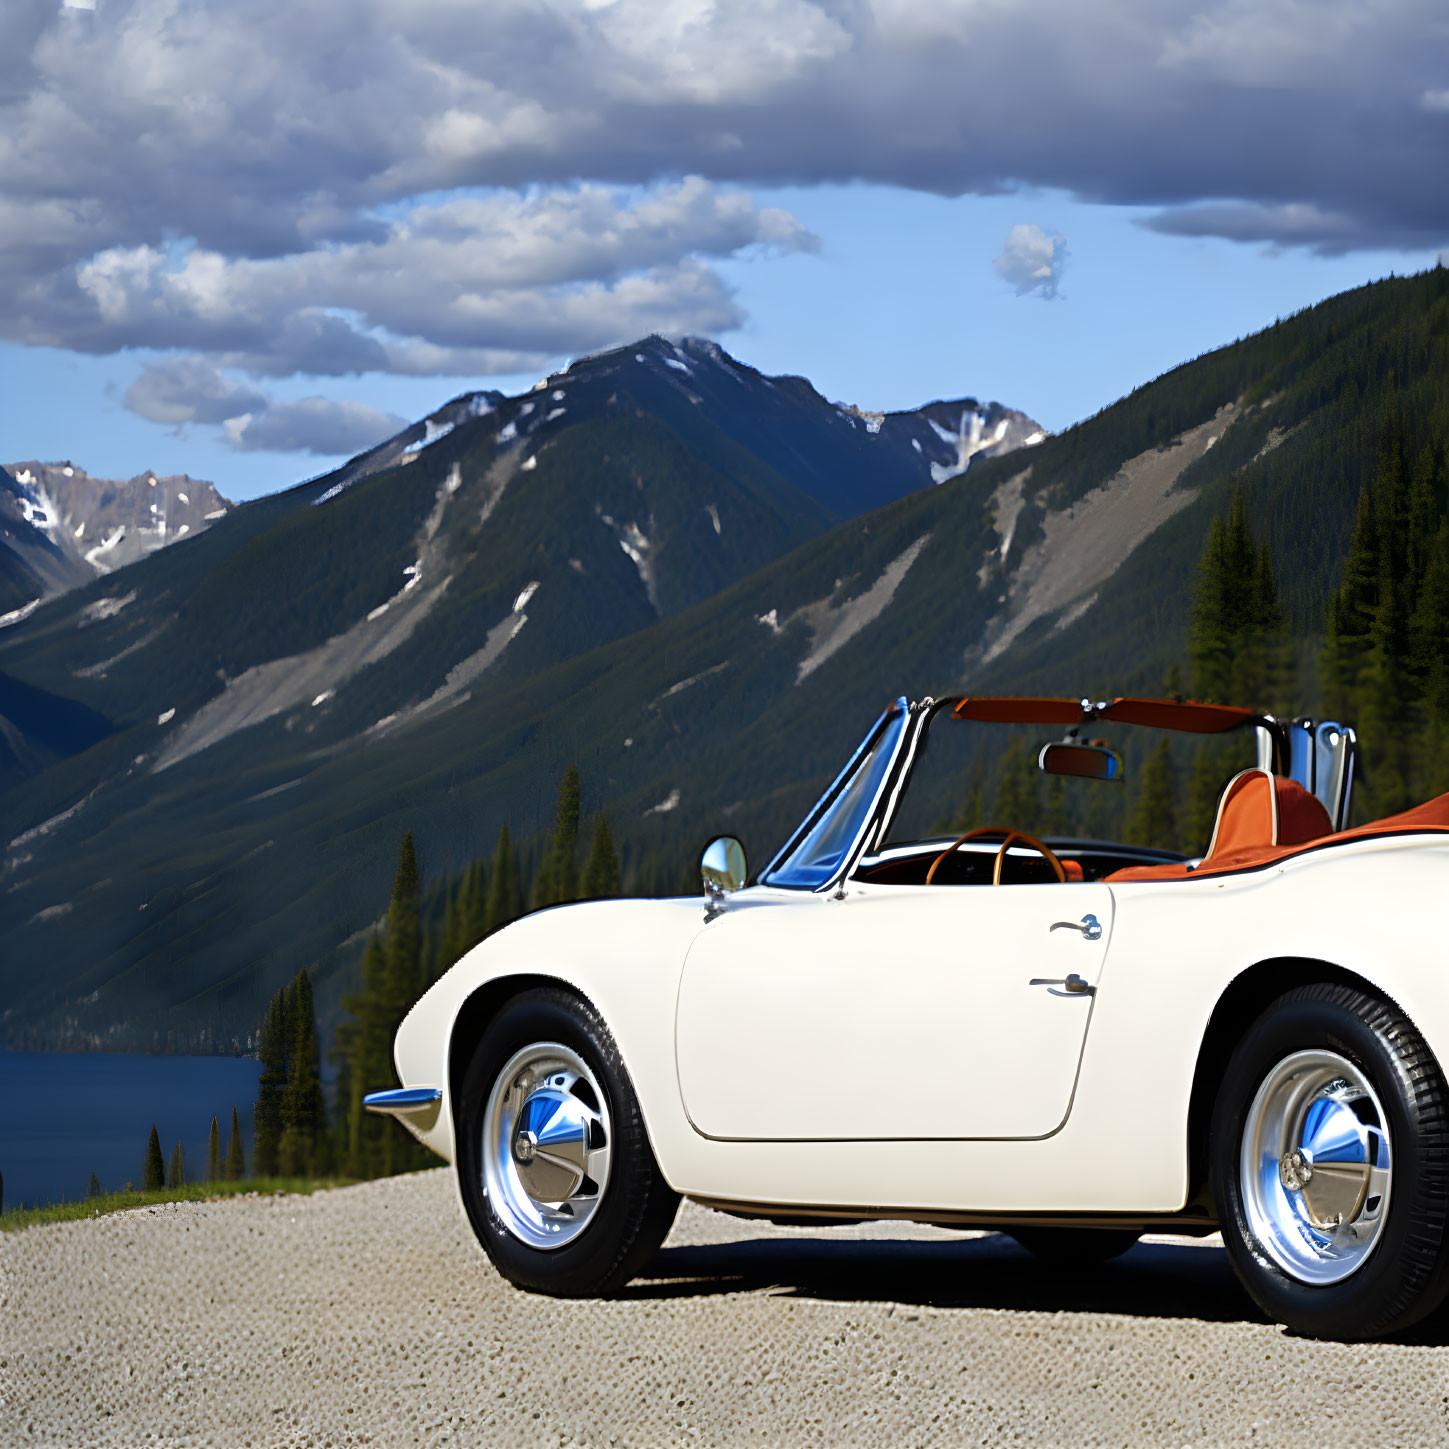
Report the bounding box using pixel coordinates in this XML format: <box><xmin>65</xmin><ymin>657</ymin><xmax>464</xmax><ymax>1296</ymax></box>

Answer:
<box><xmin>929</xmin><ymin>411</ymin><xmax>1012</xmax><ymax>485</ymax></box>
<box><xmin>0</xmin><ymin>599</ymin><xmax>40</xmax><ymax>629</ymax></box>
<box><xmin>79</xmin><ymin>591</ymin><xmax>137</xmax><ymax>625</ymax></box>
<box><xmin>598</xmin><ymin>509</ymin><xmax>659</xmax><ymax>610</ymax></box>
<box><xmin>83</xmin><ymin>527</ymin><xmax>127</xmax><ymax>572</ymax></box>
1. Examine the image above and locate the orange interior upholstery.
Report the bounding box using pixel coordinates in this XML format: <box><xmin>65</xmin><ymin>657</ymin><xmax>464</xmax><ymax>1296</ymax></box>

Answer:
<box><xmin>1203</xmin><ymin>769</ymin><xmax>1277</xmax><ymax>860</ymax></box>
<box><xmin>1107</xmin><ymin>769</ymin><xmax>1335</xmax><ymax>883</ymax></box>
<box><xmin>1060</xmin><ymin>859</ymin><xmax>1084</xmax><ymax>881</ymax></box>
<box><xmin>1203</xmin><ymin>769</ymin><xmax>1334</xmax><ymax>860</ymax></box>
<box><xmin>1106</xmin><ymin>778</ymin><xmax>1449</xmax><ymax>883</ymax></box>
<box><xmin>1275</xmin><ymin>776</ymin><xmax>1335</xmax><ymax>845</ymax></box>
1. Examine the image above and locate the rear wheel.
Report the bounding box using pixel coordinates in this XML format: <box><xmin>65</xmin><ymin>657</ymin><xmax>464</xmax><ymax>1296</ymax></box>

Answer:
<box><xmin>456</xmin><ymin>987</ymin><xmax>679</xmax><ymax>1296</ymax></box>
<box><xmin>1210</xmin><ymin>983</ymin><xmax>1449</xmax><ymax>1339</ymax></box>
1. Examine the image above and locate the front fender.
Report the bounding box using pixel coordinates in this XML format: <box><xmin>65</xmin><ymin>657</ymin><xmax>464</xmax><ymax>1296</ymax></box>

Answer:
<box><xmin>392</xmin><ymin>895</ymin><xmax>710</xmax><ymax>1182</ymax></box>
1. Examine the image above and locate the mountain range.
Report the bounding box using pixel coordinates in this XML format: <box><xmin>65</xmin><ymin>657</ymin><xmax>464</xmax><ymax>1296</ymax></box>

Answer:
<box><xmin>2</xmin><ymin>272</ymin><xmax>1447</xmax><ymax>1053</ymax></box>
<box><xmin>1</xmin><ymin>461</ymin><xmax>231</xmax><ymax>615</ymax></box>
<box><xmin>0</xmin><ymin>335</ymin><xmax>1041</xmax><ymax>1047</ymax></box>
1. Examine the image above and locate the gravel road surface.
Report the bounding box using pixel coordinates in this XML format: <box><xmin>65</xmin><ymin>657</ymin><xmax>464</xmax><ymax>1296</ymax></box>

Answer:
<box><xmin>4</xmin><ymin>1169</ymin><xmax>1447</xmax><ymax>1446</ymax></box>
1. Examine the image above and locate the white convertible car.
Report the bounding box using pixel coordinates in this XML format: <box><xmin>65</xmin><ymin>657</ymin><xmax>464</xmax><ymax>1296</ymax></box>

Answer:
<box><xmin>366</xmin><ymin>694</ymin><xmax>1449</xmax><ymax>1341</ymax></box>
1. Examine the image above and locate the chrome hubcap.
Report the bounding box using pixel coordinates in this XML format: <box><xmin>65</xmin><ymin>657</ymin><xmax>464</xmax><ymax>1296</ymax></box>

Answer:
<box><xmin>1240</xmin><ymin>1050</ymin><xmax>1393</xmax><ymax>1285</ymax></box>
<box><xmin>482</xmin><ymin>1042</ymin><xmax>612</xmax><ymax>1251</ymax></box>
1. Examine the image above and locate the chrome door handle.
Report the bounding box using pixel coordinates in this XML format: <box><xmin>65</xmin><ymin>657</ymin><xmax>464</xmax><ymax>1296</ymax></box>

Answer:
<box><xmin>1029</xmin><ymin>973</ymin><xmax>1096</xmax><ymax>997</ymax></box>
<box><xmin>1050</xmin><ymin>914</ymin><xmax>1103</xmax><ymax>941</ymax></box>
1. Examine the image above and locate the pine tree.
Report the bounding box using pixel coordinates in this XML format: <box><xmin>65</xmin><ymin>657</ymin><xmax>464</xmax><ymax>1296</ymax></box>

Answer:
<box><xmin>436</xmin><ymin>879</ymin><xmax>463</xmax><ymax>977</ymax></box>
<box><xmin>1183</xmin><ymin>744</ymin><xmax>1231</xmax><ymax>857</ymax></box>
<box><xmin>167</xmin><ymin>1140</ymin><xmax>186</xmax><ymax>1189</ymax></box>
<box><xmin>1128</xmin><ymin>738</ymin><xmax>1179</xmax><ymax>852</ymax></box>
<box><xmin>990</xmin><ymin>736</ymin><xmax>1040</xmax><ymax>827</ymax></box>
<box><xmin>1041</xmin><ymin>772</ymin><xmax>1071</xmax><ymax>838</ymax></box>
<box><xmin>386</xmin><ymin>832</ymin><xmax>422</xmax><ymax>1003</ymax></box>
<box><xmin>207</xmin><ymin>1115</ymin><xmax>222</xmax><ymax>1182</ymax></box>
<box><xmin>380</xmin><ymin>835</ymin><xmax>423</xmax><ymax>1176</ymax></box>
<box><xmin>224</xmin><ymin>1106</ymin><xmax>245</xmax><ymax>1180</ymax></box>
<box><xmin>342</xmin><ymin>932</ymin><xmax>389</xmax><ymax>1177</ymax></box>
<box><xmin>949</xmin><ymin>762</ymin><xmax>985</xmax><ymax>832</ymax></box>
<box><xmin>143</xmin><ymin>1125</ymin><xmax>165</xmax><ymax>1190</ymax></box>
<box><xmin>484</xmin><ymin>825</ymin><xmax>523</xmax><ymax>935</ymax></box>
<box><xmin>1190</xmin><ymin>491</ymin><xmax>1287</xmax><ymax>709</ymax></box>
<box><xmin>1323</xmin><ymin>479</ymin><xmax>1381</xmax><ymax>720</ymax></box>
<box><xmin>87</xmin><ymin>1170</ymin><xmax>102</xmax><ymax>1199</ymax></box>
<box><xmin>533</xmin><ymin>767</ymin><xmax>581</xmax><ymax>908</ymax></box>
<box><xmin>253</xmin><ymin>984</ymin><xmax>291</xmax><ymax>1177</ymax></box>
<box><xmin>1411</xmin><ymin>521</ymin><xmax>1449</xmax><ymax>721</ymax></box>
<box><xmin>278</xmin><ymin>970</ymin><xmax>329</xmax><ymax>1177</ymax></box>
<box><xmin>461</xmin><ymin>858</ymin><xmax>489</xmax><ymax>952</ymax></box>
<box><xmin>581</xmin><ymin>817</ymin><xmax>622</xmax><ymax>898</ymax></box>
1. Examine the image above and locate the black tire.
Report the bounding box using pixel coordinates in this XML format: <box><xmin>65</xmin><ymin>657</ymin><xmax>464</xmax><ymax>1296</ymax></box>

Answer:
<box><xmin>1008</xmin><ymin>1228</ymin><xmax>1140</xmax><ymax>1265</ymax></box>
<box><xmin>1210</xmin><ymin>982</ymin><xmax>1449</xmax><ymax>1340</ymax></box>
<box><xmin>456</xmin><ymin>986</ymin><xmax>679</xmax><ymax>1296</ymax></box>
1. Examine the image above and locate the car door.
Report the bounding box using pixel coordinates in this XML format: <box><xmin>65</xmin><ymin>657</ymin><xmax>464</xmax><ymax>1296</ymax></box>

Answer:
<box><xmin>674</xmin><ymin>879</ymin><xmax>1113</xmax><ymax>1141</ymax></box>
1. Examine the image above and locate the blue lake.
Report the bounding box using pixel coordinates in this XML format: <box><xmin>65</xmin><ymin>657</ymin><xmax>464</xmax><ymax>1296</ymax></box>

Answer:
<box><xmin>0</xmin><ymin>1049</ymin><xmax>264</xmax><ymax>1209</ymax></box>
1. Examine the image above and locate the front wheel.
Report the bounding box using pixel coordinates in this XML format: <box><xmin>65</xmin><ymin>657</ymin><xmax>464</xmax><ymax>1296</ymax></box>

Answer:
<box><xmin>456</xmin><ymin>987</ymin><xmax>679</xmax><ymax>1296</ymax></box>
<box><xmin>1210</xmin><ymin>982</ymin><xmax>1449</xmax><ymax>1339</ymax></box>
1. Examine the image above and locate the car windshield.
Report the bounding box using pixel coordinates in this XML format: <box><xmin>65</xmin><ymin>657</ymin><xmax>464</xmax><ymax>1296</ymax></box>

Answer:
<box><xmin>764</xmin><ymin>703</ymin><xmax>909</xmax><ymax>889</ymax></box>
<box><xmin>879</xmin><ymin>705</ymin><xmax>1260</xmax><ymax>862</ymax></box>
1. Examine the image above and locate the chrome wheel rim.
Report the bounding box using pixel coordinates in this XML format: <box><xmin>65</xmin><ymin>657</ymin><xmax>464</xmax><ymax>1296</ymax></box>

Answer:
<box><xmin>482</xmin><ymin>1041</ymin><xmax>612</xmax><ymax>1251</ymax></box>
<box><xmin>1240</xmin><ymin>1049</ymin><xmax>1393</xmax><ymax>1285</ymax></box>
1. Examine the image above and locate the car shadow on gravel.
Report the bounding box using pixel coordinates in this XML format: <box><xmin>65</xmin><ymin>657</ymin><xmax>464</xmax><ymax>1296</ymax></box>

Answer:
<box><xmin>630</xmin><ymin>1233</ymin><xmax>1264</xmax><ymax>1325</ymax></box>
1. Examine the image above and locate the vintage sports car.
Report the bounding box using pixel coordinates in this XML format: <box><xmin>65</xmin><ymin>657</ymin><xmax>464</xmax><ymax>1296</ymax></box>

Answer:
<box><xmin>366</xmin><ymin>694</ymin><xmax>1449</xmax><ymax>1341</ymax></box>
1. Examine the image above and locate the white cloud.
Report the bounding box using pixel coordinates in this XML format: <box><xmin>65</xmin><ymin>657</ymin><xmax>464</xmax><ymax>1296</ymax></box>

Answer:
<box><xmin>993</xmin><ymin>225</ymin><xmax>1067</xmax><ymax>298</ymax></box>
<box><xmin>0</xmin><ymin>0</ymin><xmax>1445</xmax><ymax>441</ymax></box>
<box><xmin>24</xmin><ymin>178</ymin><xmax>813</xmax><ymax>376</ymax></box>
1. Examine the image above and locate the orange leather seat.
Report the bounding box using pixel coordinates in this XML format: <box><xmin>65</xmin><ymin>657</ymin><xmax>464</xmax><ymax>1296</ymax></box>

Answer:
<box><xmin>1201</xmin><ymin>769</ymin><xmax>1334</xmax><ymax>864</ymax></box>
<box><xmin>1106</xmin><ymin>769</ymin><xmax>1332</xmax><ymax>882</ymax></box>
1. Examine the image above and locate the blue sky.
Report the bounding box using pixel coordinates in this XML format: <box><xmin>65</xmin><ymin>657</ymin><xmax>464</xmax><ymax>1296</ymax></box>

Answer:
<box><xmin>2</xmin><ymin>1</ymin><xmax>1445</xmax><ymax>501</ymax></box>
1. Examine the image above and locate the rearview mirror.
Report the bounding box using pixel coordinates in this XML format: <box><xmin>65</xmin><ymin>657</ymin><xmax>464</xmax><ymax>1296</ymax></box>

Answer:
<box><xmin>701</xmin><ymin>835</ymin><xmax>748</xmax><ymax>896</ymax></box>
<box><xmin>1038</xmin><ymin>741</ymin><xmax>1123</xmax><ymax>781</ymax></box>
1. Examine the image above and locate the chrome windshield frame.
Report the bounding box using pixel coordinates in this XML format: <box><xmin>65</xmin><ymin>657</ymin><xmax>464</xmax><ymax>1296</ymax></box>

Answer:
<box><xmin>759</xmin><ymin>696</ymin><xmax>919</xmax><ymax>893</ymax></box>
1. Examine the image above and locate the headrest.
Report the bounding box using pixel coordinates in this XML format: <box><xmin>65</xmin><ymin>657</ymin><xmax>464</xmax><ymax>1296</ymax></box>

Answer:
<box><xmin>1203</xmin><ymin>769</ymin><xmax>1333</xmax><ymax>864</ymax></box>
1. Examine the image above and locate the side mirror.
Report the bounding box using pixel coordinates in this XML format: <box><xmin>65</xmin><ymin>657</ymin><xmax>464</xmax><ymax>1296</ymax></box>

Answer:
<box><xmin>701</xmin><ymin>835</ymin><xmax>748</xmax><ymax>910</ymax></box>
<box><xmin>1038</xmin><ymin>741</ymin><xmax>1123</xmax><ymax>781</ymax></box>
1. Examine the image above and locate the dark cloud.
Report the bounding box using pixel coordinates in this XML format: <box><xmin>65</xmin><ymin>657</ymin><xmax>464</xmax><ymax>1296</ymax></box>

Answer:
<box><xmin>126</xmin><ymin>355</ymin><xmax>404</xmax><ymax>456</ymax></box>
<box><xmin>0</xmin><ymin>0</ymin><xmax>1444</xmax><ymax>414</ymax></box>
<box><xmin>125</xmin><ymin>355</ymin><xmax>268</xmax><ymax>425</ymax></box>
<box><xmin>223</xmin><ymin>397</ymin><xmax>407</xmax><ymax>455</ymax></box>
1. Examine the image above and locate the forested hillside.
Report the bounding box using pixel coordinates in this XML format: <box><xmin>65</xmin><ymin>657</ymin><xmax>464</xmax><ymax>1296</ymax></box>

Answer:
<box><xmin>3</xmin><ymin>268</ymin><xmax>1448</xmax><ymax>1053</ymax></box>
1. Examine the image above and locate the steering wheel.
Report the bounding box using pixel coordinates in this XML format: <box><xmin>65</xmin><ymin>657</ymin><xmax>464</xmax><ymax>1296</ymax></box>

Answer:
<box><xmin>925</xmin><ymin>825</ymin><xmax>1067</xmax><ymax>886</ymax></box>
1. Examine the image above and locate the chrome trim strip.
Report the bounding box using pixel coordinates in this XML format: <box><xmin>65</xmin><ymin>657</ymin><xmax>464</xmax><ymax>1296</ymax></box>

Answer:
<box><xmin>759</xmin><ymin>699</ymin><xmax>902</xmax><ymax>883</ymax></box>
<box><xmin>760</xmin><ymin>696</ymin><xmax>912</xmax><ymax>893</ymax></box>
<box><xmin>363</xmin><ymin>1087</ymin><xmax>442</xmax><ymax>1115</ymax></box>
